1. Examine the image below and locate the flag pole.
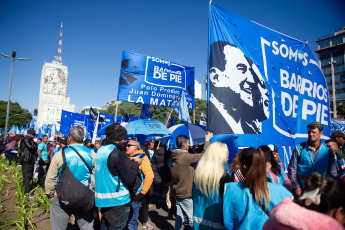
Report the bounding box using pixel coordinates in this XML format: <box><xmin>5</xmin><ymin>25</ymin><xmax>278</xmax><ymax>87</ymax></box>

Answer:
<box><xmin>165</xmin><ymin>107</ymin><xmax>174</xmax><ymax>127</ymax></box>
<box><xmin>92</xmin><ymin>112</ymin><xmax>99</xmax><ymax>144</ymax></box>
<box><xmin>193</xmin><ymin>109</ymin><xmax>195</xmax><ymax>123</ymax></box>
<box><xmin>115</xmin><ymin>99</ymin><xmax>118</xmax><ymax>123</ymax></box>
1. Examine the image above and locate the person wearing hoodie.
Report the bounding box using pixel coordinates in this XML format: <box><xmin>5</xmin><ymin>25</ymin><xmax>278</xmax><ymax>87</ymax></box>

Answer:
<box><xmin>125</xmin><ymin>139</ymin><xmax>154</xmax><ymax>230</ymax></box>
<box><xmin>94</xmin><ymin>123</ymin><xmax>143</xmax><ymax>230</ymax></box>
<box><xmin>263</xmin><ymin>173</ymin><xmax>345</xmax><ymax>230</ymax></box>
<box><xmin>170</xmin><ymin>132</ymin><xmax>213</xmax><ymax>230</ymax></box>
<box><xmin>151</xmin><ymin>141</ymin><xmax>172</xmax><ymax>199</ymax></box>
<box><xmin>222</xmin><ymin>147</ymin><xmax>291</xmax><ymax>230</ymax></box>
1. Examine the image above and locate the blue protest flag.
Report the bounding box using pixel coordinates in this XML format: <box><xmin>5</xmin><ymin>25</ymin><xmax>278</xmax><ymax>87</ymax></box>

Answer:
<box><xmin>178</xmin><ymin>90</ymin><xmax>191</xmax><ymax>123</ymax></box>
<box><xmin>27</xmin><ymin>117</ymin><xmax>35</xmax><ymax>130</ymax></box>
<box><xmin>117</xmin><ymin>50</ymin><xmax>195</xmax><ymax>110</ymax></box>
<box><xmin>170</xmin><ymin>115</ymin><xmax>178</xmax><ymax>127</ymax></box>
<box><xmin>208</xmin><ymin>3</ymin><xmax>330</xmax><ymax>165</ymax></box>
<box><xmin>140</xmin><ymin>104</ymin><xmax>151</xmax><ymax>119</ymax></box>
<box><xmin>36</xmin><ymin>128</ymin><xmax>42</xmax><ymax>139</ymax></box>
<box><xmin>200</xmin><ymin>112</ymin><xmax>207</xmax><ymax>126</ymax></box>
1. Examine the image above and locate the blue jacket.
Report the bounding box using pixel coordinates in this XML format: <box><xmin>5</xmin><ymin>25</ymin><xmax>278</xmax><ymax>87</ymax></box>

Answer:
<box><xmin>95</xmin><ymin>144</ymin><xmax>130</xmax><ymax>208</ymax></box>
<box><xmin>223</xmin><ymin>182</ymin><xmax>291</xmax><ymax>230</ymax></box>
<box><xmin>268</xmin><ymin>166</ymin><xmax>285</xmax><ymax>185</ymax></box>
<box><xmin>297</xmin><ymin>142</ymin><xmax>329</xmax><ymax>187</ymax></box>
<box><xmin>58</xmin><ymin>144</ymin><xmax>93</xmax><ymax>186</ymax></box>
<box><xmin>193</xmin><ymin>183</ymin><xmax>225</xmax><ymax>229</ymax></box>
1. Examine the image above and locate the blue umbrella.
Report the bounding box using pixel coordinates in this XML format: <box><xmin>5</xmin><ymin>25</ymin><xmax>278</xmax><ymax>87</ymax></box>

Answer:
<box><xmin>169</xmin><ymin>123</ymin><xmax>206</xmax><ymax>146</ymax></box>
<box><xmin>125</xmin><ymin>119</ymin><xmax>171</xmax><ymax>137</ymax></box>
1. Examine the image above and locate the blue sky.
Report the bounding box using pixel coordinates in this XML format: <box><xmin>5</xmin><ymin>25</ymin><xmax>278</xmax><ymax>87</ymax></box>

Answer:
<box><xmin>0</xmin><ymin>0</ymin><xmax>344</xmax><ymax>113</ymax></box>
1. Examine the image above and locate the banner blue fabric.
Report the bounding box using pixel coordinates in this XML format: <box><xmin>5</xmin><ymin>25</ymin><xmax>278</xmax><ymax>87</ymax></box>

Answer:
<box><xmin>117</xmin><ymin>50</ymin><xmax>195</xmax><ymax>110</ymax></box>
<box><xmin>140</xmin><ymin>104</ymin><xmax>151</xmax><ymax>119</ymax></box>
<box><xmin>331</xmin><ymin>119</ymin><xmax>345</xmax><ymax>133</ymax></box>
<box><xmin>208</xmin><ymin>4</ymin><xmax>330</xmax><ymax>166</ymax></box>
<box><xmin>60</xmin><ymin>110</ymin><xmax>129</xmax><ymax>138</ymax></box>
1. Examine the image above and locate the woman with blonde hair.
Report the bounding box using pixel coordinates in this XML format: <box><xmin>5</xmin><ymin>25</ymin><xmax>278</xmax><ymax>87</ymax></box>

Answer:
<box><xmin>193</xmin><ymin>142</ymin><xmax>231</xmax><ymax>229</ymax></box>
<box><xmin>223</xmin><ymin>147</ymin><xmax>291</xmax><ymax>230</ymax></box>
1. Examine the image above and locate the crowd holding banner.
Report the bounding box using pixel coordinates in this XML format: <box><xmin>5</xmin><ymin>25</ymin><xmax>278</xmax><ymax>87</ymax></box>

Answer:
<box><xmin>2</xmin><ymin>2</ymin><xmax>345</xmax><ymax>230</ymax></box>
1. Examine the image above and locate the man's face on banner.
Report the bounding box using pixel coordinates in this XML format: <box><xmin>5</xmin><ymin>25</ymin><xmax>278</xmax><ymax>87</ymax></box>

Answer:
<box><xmin>210</xmin><ymin>45</ymin><xmax>255</xmax><ymax>107</ymax></box>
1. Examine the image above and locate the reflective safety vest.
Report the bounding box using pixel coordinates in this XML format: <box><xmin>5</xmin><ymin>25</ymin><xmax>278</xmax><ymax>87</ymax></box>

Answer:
<box><xmin>58</xmin><ymin>144</ymin><xmax>92</xmax><ymax>186</ymax></box>
<box><xmin>297</xmin><ymin>142</ymin><xmax>329</xmax><ymax>187</ymax></box>
<box><xmin>95</xmin><ymin>144</ymin><xmax>130</xmax><ymax>208</ymax></box>
<box><xmin>193</xmin><ymin>183</ymin><xmax>225</xmax><ymax>229</ymax></box>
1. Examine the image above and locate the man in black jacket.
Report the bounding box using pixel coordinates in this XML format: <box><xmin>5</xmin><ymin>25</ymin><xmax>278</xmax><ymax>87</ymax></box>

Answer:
<box><xmin>20</xmin><ymin>128</ymin><xmax>37</xmax><ymax>195</ymax></box>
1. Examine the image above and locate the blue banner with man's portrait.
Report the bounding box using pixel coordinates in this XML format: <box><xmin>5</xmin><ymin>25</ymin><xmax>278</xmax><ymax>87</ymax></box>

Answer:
<box><xmin>117</xmin><ymin>50</ymin><xmax>195</xmax><ymax>110</ymax></box>
<box><xmin>208</xmin><ymin>4</ymin><xmax>330</xmax><ymax>167</ymax></box>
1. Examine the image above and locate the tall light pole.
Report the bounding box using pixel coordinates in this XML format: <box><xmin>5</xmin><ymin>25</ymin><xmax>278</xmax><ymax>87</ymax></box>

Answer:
<box><xmin>329</xmin><ymin>61</ymin><xmax>337</xmax><ymax>119</ymax></box>
<box><xmin>0</xmin><ymin>51</ymin><xmax>31</xmax><ymax>138</ymax></box>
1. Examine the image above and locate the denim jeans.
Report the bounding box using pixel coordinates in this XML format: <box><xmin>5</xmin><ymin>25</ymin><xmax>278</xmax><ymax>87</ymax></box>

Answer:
<box><xmin>50</xmin><ymin>197</ymin><xmax>94</xmax><ymax>230</ymax></box>
<box><xmin>127</xmin><ymin>201</ymin><xmax>142</xmax><ymax>230</ymax></box>
<box><xmin>175</xmin><ymin>197</ymin><xmax>193</xmax><ymax>230</ymax></box>
<box><xmin>100</xmin><ymin>205</ymin><xmax>130</xmax><ymax>230</ymax></box>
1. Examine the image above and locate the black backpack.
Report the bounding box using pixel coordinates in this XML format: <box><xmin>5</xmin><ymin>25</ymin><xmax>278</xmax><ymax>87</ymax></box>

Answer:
<box><xmin>55</xmin><ymin>146</ymin><xmax>95</xmax><ymax>212</ymax></box>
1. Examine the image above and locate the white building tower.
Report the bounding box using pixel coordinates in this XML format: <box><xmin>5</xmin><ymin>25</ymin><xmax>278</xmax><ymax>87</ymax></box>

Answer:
<box><xmin>37</xmin><ymin>22</ymin><xmax>75</xmax><ymax>127</ymax></box>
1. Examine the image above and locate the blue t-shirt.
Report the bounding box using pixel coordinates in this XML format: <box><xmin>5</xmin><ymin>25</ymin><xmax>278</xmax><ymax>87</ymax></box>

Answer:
<box><xmin>37</xmin><ymin>142</ymin><xmax>48</xmax><ymax>161</ymax></box>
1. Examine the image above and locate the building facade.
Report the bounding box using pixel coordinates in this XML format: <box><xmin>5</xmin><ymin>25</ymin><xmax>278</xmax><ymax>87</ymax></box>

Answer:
<box><xmin>195</xmin><ymin>80</ymin><xmax>202</xmax><ymax>100</ymax></box>
<box><xmin>315</xmin><ymin>27</ymin><xmax>345</xmax><ymax>118</ymax></box>
<box><xmin>37</xmin><ymin>61</ymin><xmax>74</xmax><ymax>127</ymax></box>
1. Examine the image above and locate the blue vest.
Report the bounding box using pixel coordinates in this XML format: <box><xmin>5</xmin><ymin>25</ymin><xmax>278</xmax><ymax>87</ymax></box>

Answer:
<box><xmin>223</xmin><ymin>182</ymin><xmax>291</xmax><ymax>230</ymax></box>
<box><xmin>193</xmin><ymin>183</ymin><xmax>225</xmax><ymax>229</ymax></box>
<box><xmin>297</xmin><ymin>142</ymin><xmax>329</xmax><ymax>187</ymax></box>
<box><xmin>95</xmin><ymin>144</ymin><xmax>130</xmax><ymax>208</ymax></box>
<box><xmin>268</xmin><ymin>166</ymin><xmax>285</xmax><ymax>185</ymax></box>
<box><xmin>58</xmin><ymin>144</ymin><xmax>92</xmax><ymax>186</ymax></box>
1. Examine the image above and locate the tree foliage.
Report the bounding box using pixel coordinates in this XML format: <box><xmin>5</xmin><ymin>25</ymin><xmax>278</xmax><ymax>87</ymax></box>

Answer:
<box><xmin>0</xmin><ymin>101</ymin><xmax>32</xmax><ymax>130</ymax></box>
<box><xmin>337</xmin><ymin>103</ymin><xmax>345</xmax><ymax>118</ymax></box>
<box><xmin>98</xmin><ymin>98</ymin><xmax>208</xmax><ymax>125</ymax></box>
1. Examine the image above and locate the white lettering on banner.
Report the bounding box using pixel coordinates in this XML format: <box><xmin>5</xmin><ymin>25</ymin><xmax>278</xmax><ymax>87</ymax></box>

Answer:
<box><xmin>270</xmin><ymin>39</ymin><xmax>308</xmax><ymax>66</ymax></box>
<box><xmin>127</xmin><ymin>95</ymin><xmax>144</xmax><ymax>104</ymax></box>
<box><xmin>280</xmin><ymin>69</ymin><xmax>328</xmax><ymax>102</ymax></box>
<box><xmin>153</xmin><ymin>66</ymin><xmax>182</xmax><ymax>83</ymax></box>
<box><xmin>261</xmin><ymin>37</ymin><xmax>330</xmax><ymax>129</ymax></box>
<box><xmin>141</xmin><ymin>84</ymin><xmax>158</xmax><ymax>91</ymax></box>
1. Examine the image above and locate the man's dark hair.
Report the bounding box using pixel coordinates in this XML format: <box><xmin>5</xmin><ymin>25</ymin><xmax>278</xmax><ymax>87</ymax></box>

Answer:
<box><xmin>43</xmin><ymin>135</ymin><xmax>48</xmax><ymax>138</ymax></box>
<box><xmin>307</xmin><ymin>121</ymin><xmax>323</xmax><ymax>132</ymax></box>
<box><xmin>38</xmin><ymin>138</ymin><xmax>42</xmax><ymax>141</ymax></box>
<box><xmin>209</xmin><ymin>41</ymin><xmax>236</xmax><ymax>72</ymax></box>
<box><xmin>68</xmin><ymin>126</ymin><xmax>84</xmax><ymax>144</ymax></box>
<box><xmin>176</xmin><ymin>135</ymin><xmax>189</xmax><ymax>149</ymax></box>
<box><xmin>331</xmin><ymin>131</ymin><xmax>345</xmax><ymax>140</ymax></box>
<box><xmin>325</xmin><ymin>139</ymin><xmax>337</xmax><ymax>145</ymax></box>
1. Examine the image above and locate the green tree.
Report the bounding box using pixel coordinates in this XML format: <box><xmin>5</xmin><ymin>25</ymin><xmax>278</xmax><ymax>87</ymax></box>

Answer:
<box><xmin>95</xmin><ymin>98</ymin><xmax>208</xmax><ymax>125</ymax></box>
<box><xmin>0</xmin><ymin>101</ymin><xmax>32</xmax><ymax>130</ymax></box>
<box><xmin>337</xmin><ymin>103</ymin><xmax>345</xmax><ymax>118</ymax></box>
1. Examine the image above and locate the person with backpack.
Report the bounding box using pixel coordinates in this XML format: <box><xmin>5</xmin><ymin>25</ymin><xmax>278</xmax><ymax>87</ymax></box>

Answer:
<box><xmin>125</xmin><ymin>139</ymin><xmax>154</xmax><ymax>230</ymax></box>
<box><xmin>288</xmin><ymin>121</ymin><xmax>338</xmax><ymax>197</ymax></box>
<box><xmin>20</xmin><ymin>129</ymin><xmax>37</xmax><ymax>196</ymax></box>
<box><xmin>45</xmin><ymin>126</ymin><xmax>96</xmax><ymax>230</ymax></box>
<box><xmin>95</xmin><ymin>123</ymin><xmax>143</xmax><ymax>230</ymax></box>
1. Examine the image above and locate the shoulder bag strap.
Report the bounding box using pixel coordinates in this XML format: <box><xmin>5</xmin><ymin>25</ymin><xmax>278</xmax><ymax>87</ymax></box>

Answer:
<box><xmin>62</xmin><ymin>148</ymin><xmax>67</xmax><ymax>165</ymax></box>
<box><xmin>69</xmin><ymin>146</ymin><xmax>92</xmax><ymax>175</ymax></box>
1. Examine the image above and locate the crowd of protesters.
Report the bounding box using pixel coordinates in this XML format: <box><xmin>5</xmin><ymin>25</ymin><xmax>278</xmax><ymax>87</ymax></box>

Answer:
<box><xmin>1</xmin><ymin>120</ymin><xmax>345</xmax><ymax>230</ymax></box>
